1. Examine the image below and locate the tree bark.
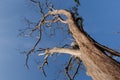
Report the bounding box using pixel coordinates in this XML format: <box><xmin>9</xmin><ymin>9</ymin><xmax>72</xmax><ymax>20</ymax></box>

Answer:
<box><xmin>66</xmin><ymin>10</ymin><xmax>120</xmax><ymax>80</ymax></box>
<box><xmin>41</xmin><ymin>10</ymin><xmax>120</xmax><ymax>80</ymax></box>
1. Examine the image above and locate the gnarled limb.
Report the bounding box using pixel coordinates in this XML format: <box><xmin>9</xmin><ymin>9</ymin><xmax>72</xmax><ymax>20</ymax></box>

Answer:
<box><xmin>39</xmin><ymin>9</ymin><xmax>120</xmax><ymax>80</ymax></box>
<box><xmin>25</xmin><ymin>5</ymin><xmax>120</xmax><ymax>79</ymax></box>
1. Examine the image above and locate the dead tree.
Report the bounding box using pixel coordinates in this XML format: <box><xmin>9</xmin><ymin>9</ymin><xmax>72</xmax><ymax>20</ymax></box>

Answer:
<box><xmin>23</xmin><ymin>0</ymin><xmax>120</xmax><ymax>80</ymax></box>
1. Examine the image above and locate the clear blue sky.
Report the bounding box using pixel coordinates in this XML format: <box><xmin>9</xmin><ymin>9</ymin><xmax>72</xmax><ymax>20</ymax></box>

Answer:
<box><xmin>0</xmin><ymin>0</ymin><xmax>120</xmax><ymax>80</ymax></box>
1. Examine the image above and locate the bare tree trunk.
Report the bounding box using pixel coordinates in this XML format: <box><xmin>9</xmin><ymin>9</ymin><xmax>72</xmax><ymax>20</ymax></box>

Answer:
<box><xmin>66</xmin><ymin>10</ymin><xmax>120</xmax><ymax>80</ymax></box>
<box><xmin>38</xmin><ymin>9</ymin><xmax>120</xmax><ymax>80</ymax></box>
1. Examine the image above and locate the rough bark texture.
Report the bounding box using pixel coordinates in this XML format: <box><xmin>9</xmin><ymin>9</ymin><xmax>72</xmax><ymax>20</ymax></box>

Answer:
<box><xmin>41</xmin><ymin>10</ymin><xmax>120</xmax><ymax>80</ymax></box>
<box><xmin>66</xmin><ymin>10</ymin><xmax>120</xmax><ymax>80</ymax></box>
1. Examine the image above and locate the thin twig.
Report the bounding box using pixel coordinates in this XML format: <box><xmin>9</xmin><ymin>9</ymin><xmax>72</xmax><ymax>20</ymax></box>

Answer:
<box><xmin>72</xmin><ymin>60</ymin><xmax>81</xmax><ymax>79</ymax></box>
<box><xmin>40</xmin><ymin>54</ymin><xmax>49</xmax><ymax>77</ymax></box>
<box><xmin>65</xmin><ymin>56</ymin><xmax>73</xmax><ymax>80</ymax></box>
<box><xmin>25</xmin><ymin>27</ymin><xmax>42</xmax><ymax>68</ymax></box>
<box><xmin>26</xmin><ymin>49</ymin><xmax>34</xmax><ymax>69</ymax></box>
<box><xmin>30</xmin><ymin>0</ymin><xmax>44</xmax><ymax>16</ymax></box>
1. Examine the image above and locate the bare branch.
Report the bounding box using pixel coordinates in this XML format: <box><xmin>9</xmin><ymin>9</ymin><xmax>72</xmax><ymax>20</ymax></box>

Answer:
<box><xmin>65</xmin><ymin>56</ymin><xmax>82</xmax><ymax>80</ymax></box>
<box><xmin>26</xmin><ymin>49</ymin><xmax>34</xmax><ymax>69</ymax></box>
<box><xmin>95</xmin><ymin>42</ymin><xmax>120</xmax><ymax>57</ymax></box>
<box><xmin>30</xmin><ymin>0</ymin><xmax>44</xmax><ymax>16</ymax></box>
<box><xmin>24</xmin><ymin>9</ymin><xmax>73</xmax><ymax>69</ymax></box>
<box><xmin>25</xmin><ymin>28</ymin><xmax>42</xmax><ymax>68</ymax></box>
<box><xmin>45</xmin><ymin>0</ymin><xmax>54</xmax><ymax>11</ymax></box>
<box><xmin>39</xmin><ymin>54</ymin><xmax>49</xmax><ymax>77</ymax></box>
<box><xmin>24</xmin><ymin>0</ymin><xmax>120</xmax><ymax>79</ymax></box>
<box><xmin>57</xmin><ymin>16</ymin><xmax>67</xmax><ymax>24</ymax></box>
<box><xmin>38</xmin><ymin>47</ymin><xmax>81</xmax><ymax>58</ymax></box>
<box><xmin>37</xmin><ymin>9</ymin><xmax>73</xmax><ymax>28</ymax></box>
<box><xmin>65</xmin><ymin>56</ymin><xmax>73</xmax><ymax>80</ymax></box>
<box><xmin>72</xmin><ymin>59</ymin><xmax>81</xmax><ymax>79</ymax></box>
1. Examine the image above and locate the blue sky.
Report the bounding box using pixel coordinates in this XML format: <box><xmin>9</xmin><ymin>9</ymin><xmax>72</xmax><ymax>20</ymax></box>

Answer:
<box><xmin>0</xmin><ymin>0</ymin><xmax>120</xmax><ymax>80</ymax></box>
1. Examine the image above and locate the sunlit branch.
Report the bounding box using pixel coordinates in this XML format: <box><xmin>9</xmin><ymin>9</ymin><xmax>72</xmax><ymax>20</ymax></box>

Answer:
<box><xmin>38</xmin><ymin>47</ymin><xmax>81</xmax><ymax>58</ymax></box>
<box><xmin>37</xmin><ymin>9</ymin><xmax>73</xmax><ymax>28</ymax></box>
